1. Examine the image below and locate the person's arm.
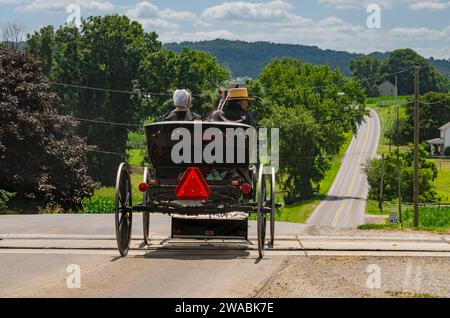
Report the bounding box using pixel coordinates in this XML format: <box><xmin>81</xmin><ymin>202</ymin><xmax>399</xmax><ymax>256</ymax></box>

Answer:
<box><xmin>247</xmin><ymin>112</ymin><xmax>257</xmax><ymax>128</ymax></box>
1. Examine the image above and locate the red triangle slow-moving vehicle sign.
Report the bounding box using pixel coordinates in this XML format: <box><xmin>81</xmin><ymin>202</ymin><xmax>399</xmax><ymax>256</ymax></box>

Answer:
<box><xmin>175</xmin><ymin>167</ymin><xmax>211</xmax><ymax>200</ymax></box>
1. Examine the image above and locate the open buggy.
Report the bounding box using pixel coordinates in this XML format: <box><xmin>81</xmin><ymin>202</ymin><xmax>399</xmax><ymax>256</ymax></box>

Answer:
<box><xmin>114</xmin><ymin>121</ymin><xmax>277</xmax><ymax>258</ymax></box>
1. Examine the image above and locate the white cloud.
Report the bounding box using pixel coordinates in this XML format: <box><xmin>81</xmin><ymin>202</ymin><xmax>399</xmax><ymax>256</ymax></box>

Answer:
<box><xmin>318</xmin><ymin>0</ymin><xmax>360</xmax><ymax>10</ymax></box>
<box><xmin>126</xmin><ymin>1</ymin><xmax>196</xmax><ymax>29</ymax></box>
<box><xmin>409</xmin><ymin>1</ymin><xmax>450</xmax><ymax>11</ymax></box>
<box><xmin>390</xmin><ymin>27</ymin><xmax>447</xmax><ymax>40</ymax></box>
<box><xmin>318</xmin><ymin>0</ymin><xmax>394</xmax><ymax>10</ymax></box>
<box><xmin>18</xmin><ymin>0</ymin><xmax>115</xmax><ymax>12</ymax></box>
<box><xmin>201</xmin><ymin>0</ymin><xmax>293</xmax><ymax>22</ymax></box>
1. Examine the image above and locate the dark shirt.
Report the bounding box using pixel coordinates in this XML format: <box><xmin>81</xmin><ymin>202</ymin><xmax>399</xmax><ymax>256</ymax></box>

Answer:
<box><xmin>223</xmin><ymin>102</ymin><xmax>257</xmax><ymax>127</ymax></box>
<box><xmin>162</xmin><ymin>109</ymin><xmax>201</xmax><ymax>122</ymax></box>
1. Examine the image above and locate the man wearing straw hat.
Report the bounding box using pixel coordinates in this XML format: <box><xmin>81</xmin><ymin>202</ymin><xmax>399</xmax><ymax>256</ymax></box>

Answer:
<box><xmin>212</xmin><ymin>87</ymin><xmax>256</xmax><ymax>127</ymax></box>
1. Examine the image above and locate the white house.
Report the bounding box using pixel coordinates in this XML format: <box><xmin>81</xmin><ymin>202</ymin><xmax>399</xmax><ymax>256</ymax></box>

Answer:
<box><xmin>427</xmin><ymin>122</ymin><xmax>450</xmax><ymax>156</ymax></box>
<box><xmin>377</xmin><ymin>80</ymin><xmax>396</xmax><ymax>97</ymax></box>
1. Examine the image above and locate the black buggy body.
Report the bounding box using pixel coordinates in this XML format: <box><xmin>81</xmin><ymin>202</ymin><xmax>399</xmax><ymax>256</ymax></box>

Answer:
<box><xmin>114</xmin><ymin>121</ymin><xmax>277</xmax><ymax>258</ymax></box>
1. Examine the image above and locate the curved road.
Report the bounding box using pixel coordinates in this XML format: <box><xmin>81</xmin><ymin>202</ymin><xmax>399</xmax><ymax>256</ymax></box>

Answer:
<box><xmin>307</xmin><ymin>109</ymin><xmax>381</xmax><ymax>228</ymax></box>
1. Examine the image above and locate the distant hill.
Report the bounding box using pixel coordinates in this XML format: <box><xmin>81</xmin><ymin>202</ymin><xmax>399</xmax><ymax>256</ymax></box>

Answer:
<box><xmin>164</xmin><ymin>39</ymin><xmax>450</xmax><ymax>79</ymax></box>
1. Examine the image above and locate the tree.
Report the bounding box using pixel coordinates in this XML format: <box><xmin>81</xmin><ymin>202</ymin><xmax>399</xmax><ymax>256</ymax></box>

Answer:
<box><xmin>399</xmin><ymin>92</ymin><xmax>450</xmax><ymax>143</ymax></box>
<box><xmin>257</xmin><ymin>58</ymin><xmax>367</xmax><ymax>202</ymax></box>
<box><xmin>364</xmin><ymin>147</ymin><xmax>437</xmax><ymax>203</ymax></box>
<box><xmin>350</xmin><ymin>55</ymin><xmax>382</xmax><ymax>97</ymax></box>
<box><xmin>381</xmin><ymin>49</ymin><xmax>447</xmax><ymax>95</ymax></box>
<box><xmin>0</xmin><ymin>46</ymin><xmax>98</xmax><ymax>211</ymax></box>
<box><xmin>2</xmin><ymin>22</ymin><xmax>25</xmax><ymax>51</ymax></box>
<box><xmin>26</xmin><ymin>25</ymin><xmax>55</xmax><ymax>75</ymax></box>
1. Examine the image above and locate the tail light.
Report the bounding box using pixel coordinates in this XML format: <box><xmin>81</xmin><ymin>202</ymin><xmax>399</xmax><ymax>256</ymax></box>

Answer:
<box><xmin>241</xmin><ymin>183</ymin><xmax>252</xmax><ymax>194</ymax></box>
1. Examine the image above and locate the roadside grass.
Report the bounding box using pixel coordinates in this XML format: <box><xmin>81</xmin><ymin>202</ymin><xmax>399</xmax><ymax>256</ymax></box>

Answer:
<box><xmin>359</xmin><ymin>206</ymin><xmax>450</xmax><ymax>234</ymax></box>
<box><xmin>367</xmin><ymin>96</ymin><xmax>408</xmax><ymax>153</ymax></box>
<box><xmin>81</xmin><ymin>172</ymin><xmax>143</xmax><ymax>214</ymax></box>
<box><xmin>366</xmin><ymin>198</ymin><xmax>385</xmax><ymax>215</ymax></box>
<box><xmin>275</xmin><ymin>132</ymin><xmax>353</xmax><ymax>223</ymax></box>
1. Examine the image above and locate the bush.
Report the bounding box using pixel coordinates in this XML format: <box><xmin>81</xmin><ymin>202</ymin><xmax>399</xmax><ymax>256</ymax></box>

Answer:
<box><xmin>81</xmin><ymin>196</ymin><xmax>115</xmax><ymax>214</ymax></box>
<box><xmin>0</xmin><ymin>46</ymin><xmax>98</xmax><ymax>211</ymax></box>
<box><xmin>0</xmin><ymin>190</ymin><xmax>15</xmax><ymax>210</ymax></box>
<box><xmin>445</xmin><ymin>147</ymin><xmax>450</xmax><ymax>156</ymax></box>
<box><xmin>365</xmin><ymin>146</ymin><xmax>438</xmax><ymax>202</ymax></box>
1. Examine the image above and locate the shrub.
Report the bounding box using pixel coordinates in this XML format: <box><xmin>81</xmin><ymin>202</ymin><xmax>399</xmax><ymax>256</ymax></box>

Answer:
<box><xmin>0</xmin><ymin>190</ymin><xmax>15</xmax><ymax>210</ymax></box>
<box><xmin>0</xmin><ymin>46</ymin><xmax>98</xmax><ymax>211</ymax></box>
<box><xmin>81</xmin><ymin>196</ymin><xmax>115</xmax><ymax>214</ymax></box>
<box><xmin>365</xmin><ymin>146</ymin><xmax>438</xmax><ymax>202</ymax></box>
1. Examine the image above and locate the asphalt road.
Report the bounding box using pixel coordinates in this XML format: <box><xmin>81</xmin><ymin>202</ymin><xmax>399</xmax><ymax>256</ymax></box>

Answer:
<box><xmin>1</xmin><ymin>214</ymin><xmax>449</xmax><ymax>297</ymax></box>
<box><xmin>308</xmin><ymin>110</ymin><xmax>381</xmax><ymax>228</ymax></box>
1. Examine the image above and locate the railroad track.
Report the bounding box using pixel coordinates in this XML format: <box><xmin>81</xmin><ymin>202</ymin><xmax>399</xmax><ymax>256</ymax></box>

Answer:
<box><xmin>1</xmin><ymin>234</ymin><xmax>449</xmax><ymax>257</ymax></box>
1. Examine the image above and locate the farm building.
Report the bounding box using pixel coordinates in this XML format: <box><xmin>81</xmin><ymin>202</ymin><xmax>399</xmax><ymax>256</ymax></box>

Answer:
<box><xmin>426</xmin><ymin>122</ymin><xmax>450</xmax><ymax>156</ymax></box>
<box><xmin>377</xmin><ymin>80</ymin><xmax>396</xmax><ymax>97</ymax></box>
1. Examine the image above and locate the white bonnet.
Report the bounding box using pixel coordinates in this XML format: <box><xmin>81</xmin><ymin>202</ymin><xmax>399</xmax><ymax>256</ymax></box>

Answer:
<box><xmin>173</xmin><ymin>89</ymin><xmax>190</xmax><ymax>107</ymax></box>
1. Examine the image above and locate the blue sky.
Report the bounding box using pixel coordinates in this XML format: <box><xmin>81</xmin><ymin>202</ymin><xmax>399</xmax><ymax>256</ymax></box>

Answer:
<box><xmin>1</xmin><ymin>0</ymin><xmax>449</xmax><ymax>58</ymax></box>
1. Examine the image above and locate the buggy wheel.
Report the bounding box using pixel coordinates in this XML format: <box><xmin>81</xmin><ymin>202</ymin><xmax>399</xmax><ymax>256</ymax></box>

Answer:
<box><xmin>256</xmin><ymin>164</ymin><xmax>267</xmax><ymax>258</ymax></box>
<box><xmin>115</xmin><ymin>163</ymin><xmax>133</xmax><ymax>257</ymax></box>
<box><xmin>269</xmin><ymin>167</ymin><xmax>276</xmax><ymax>246</ymax></box>
<box><xmin>143</xmin><ymin>167</ymin><xmax>150</xmax><ymax>246</ymax></box>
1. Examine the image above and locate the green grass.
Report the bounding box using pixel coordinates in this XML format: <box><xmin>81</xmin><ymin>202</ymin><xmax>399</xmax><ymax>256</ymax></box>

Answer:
<box><xmin>81</xmin><ymin>172</ymin><xmax>144</xmax><ymax>213</ymax></box>
<box><xmin>127</xmin><ymin>149</ymin><xmax>145</xmax><ymax>167</ymax></box>
<box><xmin>360</xmin><ymin>205</ymin><xmax>450</xmax><ymax>234</ymax></box>
<box><xmin>275</xmin><ymin>132</ymin><xmax>353</xmax><ymax>223</ymax></box>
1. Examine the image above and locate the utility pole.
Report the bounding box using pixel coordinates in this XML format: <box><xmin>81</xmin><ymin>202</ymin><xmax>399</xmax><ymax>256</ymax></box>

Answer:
<box><xmin>379</xmin><ymin>153</ymin><xmax>385</xmax><ymax>213</ymax></box>
<box><xmin>413</xmin><ymin>66</ymin><xmax>420</xmax><ymax>227</ymax></box>
<box><xmin>394</xmin><ymin>76</ymin><xmax>402</xmax><ymax>225</ymax></box>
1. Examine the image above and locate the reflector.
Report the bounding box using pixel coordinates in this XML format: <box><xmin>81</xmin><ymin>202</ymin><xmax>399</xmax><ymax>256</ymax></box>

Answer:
<box><xmin>138</xmin><ymin>182</ymin><xmax>148</xmax><ymax>192</ymax></box>
<box><xmin>241</xmin><ymin>183</ymin><xmax>252</xmax><ymax>194</ymax></box>
<box><xmin>175</xmin><ymin>167</ymin><xmax>211</xmax><ymax>200</ymax></box>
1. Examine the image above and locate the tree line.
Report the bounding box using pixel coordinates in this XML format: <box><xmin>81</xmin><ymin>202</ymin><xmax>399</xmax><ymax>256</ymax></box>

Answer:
<box><xmin>350</xmin><ymin>49</ymin><xmax>449</xmax><ymax>97</ymax></box>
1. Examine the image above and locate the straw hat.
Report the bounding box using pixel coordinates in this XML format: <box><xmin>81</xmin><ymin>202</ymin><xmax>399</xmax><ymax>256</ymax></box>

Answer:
<box><xmin>226</xmin><ymin>88</ymin><xmax>254</xmax><ymax>101</ymax></box>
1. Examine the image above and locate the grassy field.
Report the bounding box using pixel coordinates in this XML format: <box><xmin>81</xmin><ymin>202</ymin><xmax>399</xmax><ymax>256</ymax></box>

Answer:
<box><xmin>275</xmin><ymin>132</ymin><xmax>353</xmax><ymax>223</ymax></box>
<box><xmin>367</xmin><ymin>96</ymin><xmax>408</xmax><ymax>152</ymax></box>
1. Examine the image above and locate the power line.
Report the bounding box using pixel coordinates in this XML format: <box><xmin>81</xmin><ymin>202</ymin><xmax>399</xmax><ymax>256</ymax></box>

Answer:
<box><xmin>88</xmin><ymin>149</ymin><xmax>125</xmax><ymax>156</ymax></box>
<box><xmin>72</xmin><ymin>116</ymin><xmax>141</xmax><ymax>127</ymax></box>
<box><xmin>419</xmin><ymin>98</ymin><xmax>450</xmax><ymax>106</ymax></box>
<box><xmin>47</xmin><ymin>81</ymin><xmax>204</xmax><ymax>97</ymax></box>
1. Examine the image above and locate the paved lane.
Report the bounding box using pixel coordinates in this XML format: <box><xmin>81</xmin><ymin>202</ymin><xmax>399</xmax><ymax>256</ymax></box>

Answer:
<box><xmin>307</xmin><ymin>110</ymin><xmax>381</xmax><ymax>228</ymax></box>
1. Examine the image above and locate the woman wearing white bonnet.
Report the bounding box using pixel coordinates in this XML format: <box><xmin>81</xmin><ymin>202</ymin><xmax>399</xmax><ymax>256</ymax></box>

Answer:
<box><xmin>162</xmin><ymin>89</ymin><xmax>201</xmax><ymax>121</ymax></box>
